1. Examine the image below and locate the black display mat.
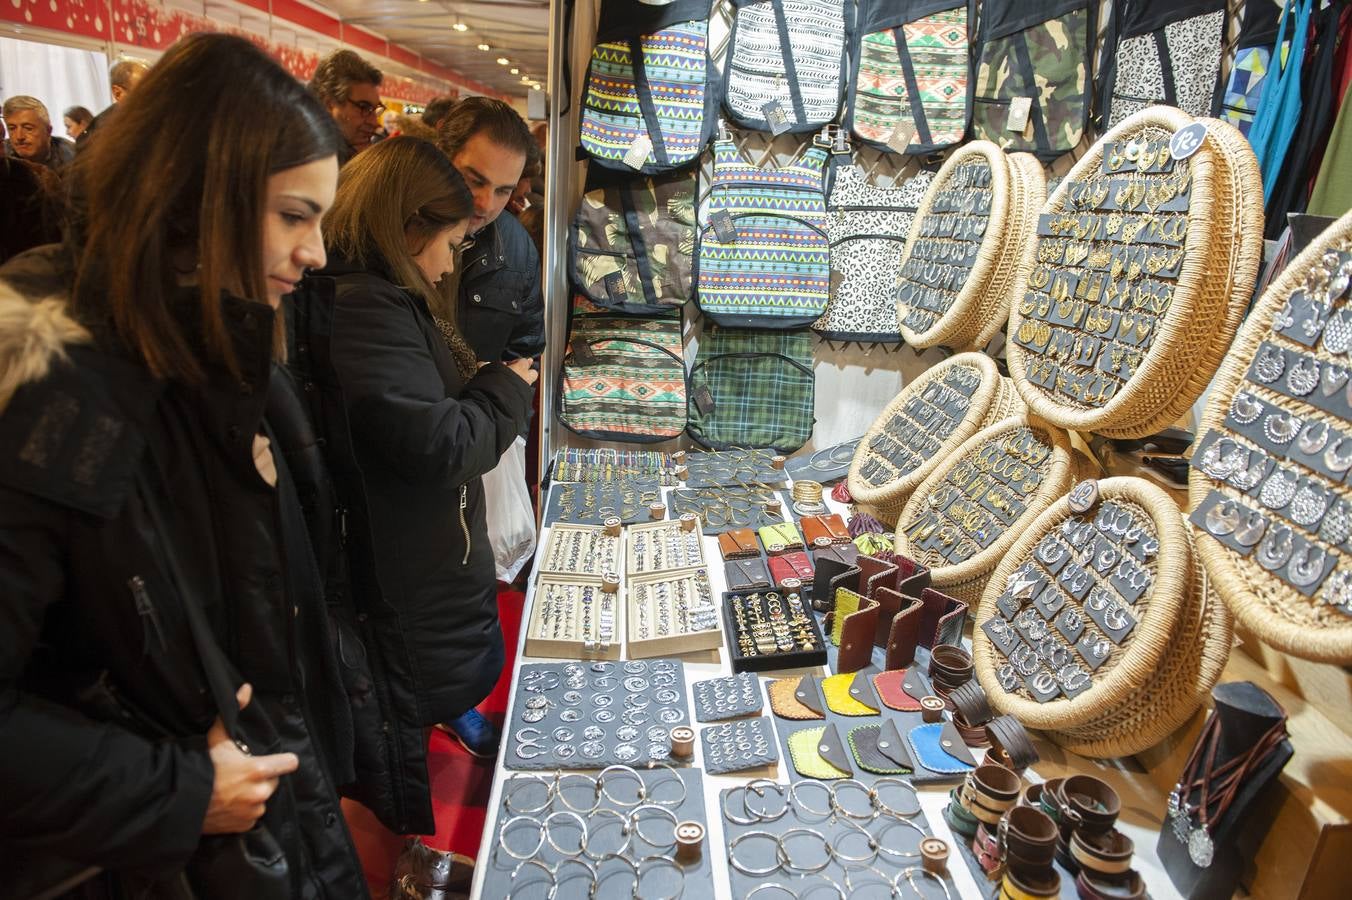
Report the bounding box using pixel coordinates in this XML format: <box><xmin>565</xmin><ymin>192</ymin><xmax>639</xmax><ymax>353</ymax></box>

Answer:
<box><xmin>701</xmin><ymin>716</ymin><xmax>780</xmax><ymax>775</ymax></box>
<box><xmin>484</xmin><ymin>766</ymin><xmax>712</xmax><ymax>900</ymax></box>
<box><xmin>692</xmin><ymin>671</ymin><xmax>765</xmax><ymax>722</ymax></box>
<box><xmin>550</xmin><ymin>448</ymin><xmax>680</xmax><ymax>485</ymax></box>
<box><xmin>683</xmin><ymin>449</ymin><xmax>789</xmax><ymax>488</ymax></box>
<box><xmin>668</xmin><ymin>486</ymin><xmax>795</xmax><ymax>534</ymax></box>
<box><xmin>721</xmin><ymin>783</ymin><xmax>958</xmax><ymax>899</ymax></box>
<box><xmin>542</xmin><ymin>478</ymin><xmax>662</xmax><ymax>526</ymax></box>
<box><xmin>785</xmin><ymin>438</ymin><xmax>861</xmax><ymax>484</ymax></box>
<box><xmin>505</xmin><ymin>660</ymin><xmax>691</xmax><ymax>770</ymax></box>
<box><xmin>724</xmin><ymin>591</ymin><xmax>830</xmax><ymax>673</ymax></box>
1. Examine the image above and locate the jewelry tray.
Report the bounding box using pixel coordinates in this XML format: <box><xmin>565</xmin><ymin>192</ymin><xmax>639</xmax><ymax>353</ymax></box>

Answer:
<box><xmin>539</xmin><ymin>523</ymin><xmax>623</xmax><ymax>578</ymax></box>
<box><xmin>668</xmin><ymin>484</ymin><xmax>794</xmax><ymax>534</ymax></box>
<box><xmin>524</xmin><ymin>575</ymin><xmax>623</xmax><ymax>661</ymax></box>
<box><xmin>550</xmin><ymin>447</ymin><xmax>680</xmax><ymax>485</ymax></box>
<box><xmin>723</xmin><ymin>590</ymin><xmax>829</xmax><ymax>673</ymax></box>
<box><xmin>785</xmin><ymin>438</ymin><xmax>862</xmax><ymax>484</ymax></box>
<box><xmin>626</xmin><ymin>518</ymin><xmax>706</xmax><ymax>576</ymax></box>
<box><xmin>505</xmin><ymin>660</ymin><xmax>691</xmax><ymax>771</ymax></box>
<box><xmin>543</xmin><ymin>477</ymin><xmax>662</xmax><ymax>526</ymax></box>
<box><xmin>682</xmin><ymin>449</ymin><xmax>789</xmax><ymax>489</ymax></box>
<box><xmin>627</xmin><ymin>568</ymin><xmax>723</xmax><ymax>658</ymax></box>
<box><xmin>483</xmin><ymin>766</ymin><xmax>712</xmax><ymax>900</ymax></box>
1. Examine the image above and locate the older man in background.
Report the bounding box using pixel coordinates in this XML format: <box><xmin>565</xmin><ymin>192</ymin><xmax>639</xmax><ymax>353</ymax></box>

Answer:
<box><xmin>308</xmin><ymin>49</ymin><xmax>384</xmax><ymax>165</ymax></box>
<box><xmin>3</xmin><ymin>97</ymin><xmax>74</xmax><ymax>172</ymax></box>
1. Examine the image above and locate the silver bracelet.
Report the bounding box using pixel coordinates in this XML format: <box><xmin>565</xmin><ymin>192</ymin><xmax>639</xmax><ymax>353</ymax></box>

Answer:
<box><xmin>541</xmin><ymin>809</ymin><xmax>588</xmax><ymax>856</ymax></box>
<box><xmin>636</xmin><ymin>854</ymin><xmax>686</xmax><ymax>900</ymax></box>
<box><xmin>597</xmin><ymin>764</ymin><xmax>646</xmax><ymax>807</ymax></box>
<box><xmin>830</xmin><ymin>779</ymin><xmax>876</xmax><ymax>821</ymax></box>
<box><xmin>897</xmin><ymin>866</ymin><xmax>952</xmax><ymax>900</ymax></box>
<box><xmin>873</xmin><ymin>817</ymin><xmax>927</xmax><ymax>862</ymax></box>
<box><xmin>830</xmin><ymin>818</ymin><xmax>880</xmax><ymax>866</ymax></box>
<box><xmin>728</xmin><ymin>830</ymin><xmax>785</xmax><ymax>877</ymax></box>
<box><xmin>580</xmin><ymin>807</ymin><xmax>632</xmax><ymax>861</ymax></box>
<box><xmin>871</xmin><ymin>777</ymin><xmax>921</xmax><ymax>819</ymax></box>
<box><xmin>503</xmin><ymin>772</ymin><xmax>553</xmax><ymax>815</ymax></box>
<box><xmin>776</xmin><ymin>828</ymin><xmax>833</xmax><ymax>875</ymax></box>
<box><xmin>643</xmin><ymin>761</ymin><xmax>689</xmax><ymax>808</ymax></box>
<box><xmin>555</xmin><ymin>771</ymin><xmax>602</xmax><ymax>815</ymax></box>
<box><xmin>630</xmin><ymin>803</ymin><xmax>680</xmax><ymax>849</ymax></box>
<box><xmin>788</xmin><ymin>780</ymin><xmax>834</xmax><ymax>820</ymax></box>
<box><xmin>498</xmin><ymin>814</ymin><xmax>545</xmax><ymax>861</ymax></box>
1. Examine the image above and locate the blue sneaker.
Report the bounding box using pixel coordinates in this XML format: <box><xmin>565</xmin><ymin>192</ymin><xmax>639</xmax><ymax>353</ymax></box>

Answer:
<box><xmin>437</xmin><ymin>709</ymin><xmax>500</xmax><ymax>759</ymax></box>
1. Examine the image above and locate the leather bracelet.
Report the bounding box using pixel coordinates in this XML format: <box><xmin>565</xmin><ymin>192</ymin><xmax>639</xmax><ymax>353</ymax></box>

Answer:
<box><xmin>1019</xmin><ymin>782</ymin><xmax>1044</xmax><ymax>808</ymax></box>
<box><xmin>1000</xmin><ymin>869</ymin><xmax>1061</xmax><ymax>900</ymax></box>
<box><xmin>949</xmin><ymin>680</ymin><xmax>994</xmax><ymax>725</ymax></box>
<box><xmin>971</xmin><ymin>763</ymin><xmax>1022</xmax><ymax>805</ymax></box>
<box><xmin>944</xmin><ymin>788</ymin><xmax>980</xmax><ymax>839</ymax></box>
<box><xmin>973</xmin><ymin>821</ymin><xmax>1003</xmax><ymax>876</ymax></box>
<box><xmin>985</xmin><ymin>715</ymin><xmax>1040</xmax><ymax>772</ymax></box>
<box><xmin>954</xmin><ymin>710</ymin><xmax>991</xmax><ymax>747</ymax></box>
<box><xmin>1056</xmin><ymin>775</ymin><xmax>1121</xmax><ymax>835</ymax></box>
<box><xmin>1074</xmin><ymin>869</ymin><xmax>1145</xmax><ymax>900</ymax></box>
<box><xmin>928</xmin><ymin>643</ymin><xmax>975</xmax><ymax>690</ymax></box>
<box><xmin>1038</xmin><ymin>778</ymin><xmax>1065</xmax><ymax>822</ymax></box>
<box><xmin>1000</xmin><ymin>805</ymin><xmax>1058</xmax><ymax>868</ymax></box>
<box><xmin>1070</xmin><ymin>829</ymin><xmax>1134</xmax><ymax>876</ymax></box>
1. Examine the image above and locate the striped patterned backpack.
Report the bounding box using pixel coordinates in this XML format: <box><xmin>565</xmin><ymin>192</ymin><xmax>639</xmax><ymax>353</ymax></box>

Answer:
<box><xmin>557</xmin><ymin>296</ymin><xmax>689</xmax><ymax>442</ymax></box>
<box><xmin>724</xmin><ymin>0</ymin><xmax>851</xmax><ymax>134</ymax></box>
<box><xmin>579</xmin><ymin>0</ymin><xmax>719</xmax><ymax>173</ymax></box>
<box><xmin>848</xmin><ymin>0</ymin><xmax>973</xmax><ymax>154</ymax></box>
<box><xmin>696</xmin><ymin>133</ymin><xmax>831</xmax><ymax>328</ymax></box>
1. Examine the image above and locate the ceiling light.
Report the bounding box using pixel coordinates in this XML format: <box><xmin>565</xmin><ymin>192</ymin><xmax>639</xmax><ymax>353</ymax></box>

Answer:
<box><xmin>531</xmin><ymin>84</ymin><xmax>542</xmax><ymax>91</ymax></box>
<box><xmin>520</xmin><ymin>75</ymin><xmax>531</xmax><ymax>83</ymax></box>
<box><xmin>510</xmin><ymin>67</ymin><xmax>519</xmax><ymax>74</ymax></box>
<box><xmin>477</xmin><ymin>43</ymin><xmax>490</xmax><ymax>51</ymax></box>
<box><xmin>452</xmin><ymin>20</ymin><xmax>468</xmax><ymax>32</ymax></box>
<box><xmin>496</xmin><ymin>57</ymin><xmax>510</xmax><ymax>65</ymax></box>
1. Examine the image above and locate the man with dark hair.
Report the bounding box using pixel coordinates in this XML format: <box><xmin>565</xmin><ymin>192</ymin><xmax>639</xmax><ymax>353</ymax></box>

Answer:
<box><xmin>3</xmin><ymin>97</ymin><xmax>74</xmax><ymax>171</ymax></box>
<box><xmin>422</xmin><ymin>96</ymin><xmax>457</xmax><ymax>130</ymax></box>
<box><xmin>79</xmin><ymin>57</ymin><xmax>149</xmax><ymax>144</ymax></box>
<box><xmin>308</xmin><ymin>49</ymin><xmax>384</xmax><ymax>164</ymax></box>
<box><xmin>435</xmin><ymin>97</ymin><xmax>545</xmax><ymax>365</ymax></box>
<box><xmin>433</xmin><ymin>97</ymin><xmax>543</xmax><ymax>759</ymax></box>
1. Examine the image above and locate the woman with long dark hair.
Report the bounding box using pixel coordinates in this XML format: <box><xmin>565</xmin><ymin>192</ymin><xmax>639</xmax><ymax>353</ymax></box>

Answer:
<box><xmin>289</xmin><ymin>136</ymin><xmax>535</xmax><ymax>838</ymax></box>
<box><xmin>0</xmin><ymin>33</ymin><xmax>369</xmax><ymax>898</ymax></box>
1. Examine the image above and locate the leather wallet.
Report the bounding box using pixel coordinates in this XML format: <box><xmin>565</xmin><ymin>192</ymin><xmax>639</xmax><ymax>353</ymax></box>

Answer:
<box><xmin>848</xmin><ymin>720</ymin><xmax>913</xmax><ymax>775</ymax></box>
<box><xmin>811</xmin><ymin>545</ymin><xmax>860</xmax><ymax>611</ymax></box>
<box><xmin>800</xmin><ymin>513</ymin><xmax>850</xmax><ymax>546</ymax></box>
<box><xmin>725</xmin><ymin>556</ymin><xmax>772</xmax><ymax>591</ymax></box>
<box><xmin>873</xmin><ymin>668</ymin><xmax>930</xmax><ymax>712</ymax></box>
<box><xmin>768</xmin><ymin>676</ymin><xmax>824</xmax><ymax>720</ymax></box>
<box><xmin>768</xmin><ymin>551</ymin><xmax>814</xmax><ymax>589</ymax></box>
<box><xmin>718</xmin><ymin>527</ymin><xmax>761</xmax><ymax>560</ymax></box>
<box><xmin>885</xmin><ymin>587</ymin><xmax>968</xmax><ymax>669</ymax></box>
<box><xmin>787</xmin><ymin>724</ymin><xmax>852</xmax><ymax>779</ymax></box>
<box><xmin>758</xmin><ymin>521</ymin><xmax>804</xmax><ymax>554</ymax></box>
<box><xmin>824</xmin><ymin>587</ymin><xmax>878</xmax><ymax>674</ymax></box>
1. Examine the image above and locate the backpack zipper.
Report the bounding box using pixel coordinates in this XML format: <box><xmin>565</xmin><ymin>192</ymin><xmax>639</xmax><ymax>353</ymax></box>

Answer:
<box><xmin>459</xmin><ymin>486</ymin><xmax>471</xmax><ymax>565</ymax></box>
<box><xmin>127</xmin><ymin>575</ymin><xmax>168</xmax><ymax>654</ymax></box>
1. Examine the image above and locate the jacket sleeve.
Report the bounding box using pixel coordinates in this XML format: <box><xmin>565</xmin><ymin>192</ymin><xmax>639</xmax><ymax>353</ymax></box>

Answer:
<box><xmin>329</xmin><ymin>281</ymin><xmax>534</xmax><ymax>486</ymax></box>
<box><xmin>503</xmin><ymin>238</ymin><xmax>546</xmax><ymax>361</ymax></box>
<box><xmin>0</xmin><ymin>487</ymin><xmax>215</xmax><ymax>875</ymax></box>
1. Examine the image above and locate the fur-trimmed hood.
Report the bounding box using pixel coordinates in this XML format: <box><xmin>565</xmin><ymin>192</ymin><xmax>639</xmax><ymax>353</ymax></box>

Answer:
<box><xmin>0</xmin><ymin>265</ymin><xmax>90</xmax><ymax>415</ymax></box>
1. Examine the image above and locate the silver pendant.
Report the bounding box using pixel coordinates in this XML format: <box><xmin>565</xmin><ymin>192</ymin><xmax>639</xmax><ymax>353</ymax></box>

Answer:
<box><xmin>1188</xmin><ymin>826</ymin><xmax>1215</xmax><ymax>868</ymax></box>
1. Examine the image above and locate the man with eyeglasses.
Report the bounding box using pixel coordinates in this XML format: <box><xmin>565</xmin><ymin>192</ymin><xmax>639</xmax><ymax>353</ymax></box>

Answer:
<box><xmin>308</xmin><ymin>49</ymin><xmax>384</xmax><ymax>165</ymax></box>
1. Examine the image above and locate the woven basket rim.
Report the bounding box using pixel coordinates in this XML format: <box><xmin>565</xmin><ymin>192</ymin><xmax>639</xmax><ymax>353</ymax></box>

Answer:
<box><xmin>1188</xmin><ymin>206</ymin><xmax>1352</xmax><ymax>664</ymax></box>
<box><xmin>895</xmin><ymin>413</ymin><xmax>1078</xmax><ymax>586</ymax></box>
<box><xmin>847</xmin><ymin>352</ymin><xmax>1004</xmax><ymax>506</ymax></box>
<box><xmin>898</xmin><ymin>141</ymin><xmax>1011</xmax><ymax>348</ymax></box>
<box><xmin>972</xmin><ymin>476</ymin><xmax>1193</xmax><ymax>731</ymax></box>
<box><xmin>1007</xmin><ymin>106</ymin><xmax>1238</xmax><ymax>436</ymax></box>
<box><xmin>969</xmin><ymin>152</ymin><xmax>1047</xmax><ymax>352</ymax></box>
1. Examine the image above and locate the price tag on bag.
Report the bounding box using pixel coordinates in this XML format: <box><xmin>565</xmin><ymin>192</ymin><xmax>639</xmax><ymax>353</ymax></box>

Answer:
<box><xmin>603</xmin><ymin>271</ymin><xmax>628</xmax><ymax>301</ymax></box>
<box><xmin>572</xmin><ymin>339</ymin><xmax>598</xmax><ymax>366</ymax></box>
<box><xmin>693</xmin><ymin>385</ymin><xmax>716</xmax><ymax>415</ymax></box>
<box><xmin>710</xmin><ymin>209</ymin><xmax>737</xmax><ymax>243</ymax></box>
<box><xmin>887</xmin><ymin>120</ymin><xmax>917</xmax><ymax>154</ymax></box>
<box><xmin>623</xmin><ymin>133</ymin><xmax>653</xmax><ymax>169</ymax></box>
<box><xmin>762</xmin><ymin>99</ymin><xmax>791</xmax><ymax>135</ymax></box>
<box><xmin>1006</xmin><ymin>97</ymin><xmax>1033</xmax><ymax>134</ymax></box>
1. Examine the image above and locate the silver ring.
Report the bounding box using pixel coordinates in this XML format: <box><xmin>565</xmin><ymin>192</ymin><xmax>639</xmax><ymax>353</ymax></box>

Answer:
<box><xmin>729</xmin><ymin>830</ymin><xmax>785</xmax><ymax>876</ymax></box>
<box><xmin>498</xmin><ymin>814</ymin><xmax>545</xmax><ymax>861</ymax></box>
<box><xmin>542</xmin><ymin>810</ymin><xmax>588</xmax><ymax>857</ymax></box>
<box><xmin>580</xmin><ymin>807</ymin><xmax>632</xmax><ymax>861</ymax></box>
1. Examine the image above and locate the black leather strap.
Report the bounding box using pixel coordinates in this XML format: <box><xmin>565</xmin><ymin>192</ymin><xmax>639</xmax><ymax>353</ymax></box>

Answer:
<box><xmin>628</xmin><ymin>37</ymin><xmax>671</xmax><ymax>168</ymax></box>
<box><xmin>770</xmin><ymin>0</ymin><xmax>808</xmax><ymax>126</ymax></box>
<box><xmin>891</xmin><ymin>26</ymin><xmax>934</xmax><ymax>147</ymax></box>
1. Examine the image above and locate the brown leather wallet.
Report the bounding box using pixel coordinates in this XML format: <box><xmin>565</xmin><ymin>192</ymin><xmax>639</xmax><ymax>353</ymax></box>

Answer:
<box><xmin>725</xmin><ymin>556</ymin><xmax>772</xmax><ymax>592</ymax></box>
<box><xmin>800</xmin><ymin>513</ymin><xmax>850</xmax><ymax>546</ymax></box>
<box><xmin>823</xmin><ymin>588</ymin><xmax>878</xmax><ymax>673</ymax></box>
<box><xmin>768</xmin><ymin>551</ymin><xmax>814</xmax><ymax>589</ymax></box>
<box><xmin>811</xmin><ymin>553</ymin><xmax>861</xmax><ymax>613</ymax></box>
<box><xmin>718</xmin><ymin>528</ymin><xmax>760</xmax><ymax>560</ymax></box>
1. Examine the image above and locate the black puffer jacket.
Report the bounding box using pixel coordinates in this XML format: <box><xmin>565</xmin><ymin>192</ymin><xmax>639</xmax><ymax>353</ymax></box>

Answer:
<box><xmin>290</xmin><ymin>255</ymin><xmax>532</xmax><ymax>834</ymax></box>
<box><xmin>0</xmin><ymin>247</ymin><xmax>368</xmax><ymax>898</ymax></box>
<box><xmin>458</xmin><ymin>210</ymin><xmax>545</xmax><ymax>362</ymax></box>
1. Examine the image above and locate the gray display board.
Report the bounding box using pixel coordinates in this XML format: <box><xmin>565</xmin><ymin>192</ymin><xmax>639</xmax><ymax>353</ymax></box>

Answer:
<box><xmin>543</xmin><ymin>478</ymin><xmax>662</xmax><ymax>526</ymax></box>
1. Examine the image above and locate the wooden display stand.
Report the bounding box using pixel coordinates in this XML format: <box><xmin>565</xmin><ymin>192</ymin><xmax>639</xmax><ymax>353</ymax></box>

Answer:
<box><xmin>626</xmin><ymin>515</ymin><xmax>705</xmax><ymax>576</ymax></box>
<box><xmin>627</xmin><ymin>567</ymin><xmax>722</xmax><ymax>658</ymax></box>
<box><xmin>538</xmin><ymin>521</ymin><xmax>624</xmax><ymax>578</ymax></box>
<box><xmin>523</xmin><ymin>575</ymin><xmax>623</xmax><ymax>660</ymax></box>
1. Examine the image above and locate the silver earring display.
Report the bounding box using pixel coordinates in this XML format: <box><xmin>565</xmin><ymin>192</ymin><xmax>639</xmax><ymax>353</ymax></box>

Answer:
<box><xmin>1322</xmin><ymin>309</ymin><xmax>1352</xmax><ymax>354</ymax></box>
<box><xmin>1259</xmin><ymin>468</ymin><xmax>1298</xmax><ymax>510</ymax></box>
<box><xmin>1256</xmin><ymin>525</ymin><xmax>1295</xmax><ymax>571</ymax></box>
<box><xmin>1321</xmin><ymin>501</ymin><xmax>1352</xmax><ymax>547</ymax></box>
<box><xmin>1233</xmin><ymin>513</ymin><xmax>1268</xmax><ymax>547</ymax></box>
<box><xmin>1289</xmin><ymin>483</ymin><xmax>1331</xmax><ymax>528</ymax></box>
<box><xmin>1287</xmin><ymin>546</ymin><xmax>1328</xmax><ymax>588</ymax></box>
<box><xmin>1253</xmin><ymin>345</ymin><xmax>1286</xmax><ymax>383</ymax></box>
<box><xmin>1203</xmin><ymin>500</ymin><xmax>1242</xmax><ymax>536</ymax></box>
<box><xmin>1324</xmin><ymin>438</ymin><xmax>1352</xmax><ymax>474</ymax></box>
<box><xmin>1286</xmin><ymin>357</ymin><xmax>1320</xmax><ymax>396</ymax></box>
<box><xmin>1321</xmin><ymin>364</ymin><xmax>1350</xmax><ymax>397</ymax></box>
<box><xmin>1228</xmin><ymin>456</ymin><xmax>1267</xmax><ymax>491</ymax></box>
<box><xmin>1319</xmin><ymin>569</ymin><xmax>1352</xmax><ymax>616</ymax></box>
<box><xmin>1229</xmin><ymin>392</ymin><xmax>1264</xmax><ymax>425</ymax></box>
<box><xmin>1298</xmin><ymin>421</ymin><xmax>1331</xmax><ymax>455</ymax></box>
<box><xmin>1263</xmin><ymin>412</ymin><xmax>1301</xmax><ymax>446</ymax></box>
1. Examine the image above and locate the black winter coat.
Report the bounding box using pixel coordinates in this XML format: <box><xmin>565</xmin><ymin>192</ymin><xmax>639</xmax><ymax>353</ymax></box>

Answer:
<box><xmin>289</xmin><ymin>255</ymin><xmax>532</xmax><ymax>834</ymax></box>
<box><xmin>459</xmin><ymin>211</ymin><xmax>545</xmax><ymax>362</ymax></box>
<box><xmin>0</xmin><ymin>248</ymin><xmax>368</xmax><ymax>898</ymax></box>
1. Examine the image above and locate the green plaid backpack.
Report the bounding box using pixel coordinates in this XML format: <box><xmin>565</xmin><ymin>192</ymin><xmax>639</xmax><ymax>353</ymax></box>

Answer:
<box><xmin>557</xmin><ymin>296</ymin><xmax>689</xmax><ymax>442</ymax></box>
<box><xmin>570</xmin><ymin>163</ymin><xmax>697</xmax><ymax>313</ymax></box>
<box><xmin>970</xmin><ymin>0</ymin><xmax>1094</xmax><ymax>162</ymax></box>
<box><xmin>686</xmin><ymin>326</ymin><xmax>815</xmax><ymax>452</ymax></box>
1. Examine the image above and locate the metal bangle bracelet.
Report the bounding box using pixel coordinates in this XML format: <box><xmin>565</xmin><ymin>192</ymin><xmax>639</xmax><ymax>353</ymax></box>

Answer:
<box><xmin>644</xmin><ymin>762</ymin><xmax>689</xmax><ymax>808</ymax></box>
<box><xmin>788</xmin><ymin>780</ymin><xmax>834</xmax><ymax>820</ymax></box>
<box><xmin>777</xmin><ymin>828</ymin><xmax>834</xmax><ymax>875</ymax></box>
<box><xmin>509</xmin><ymin>858</ymin><xmax>555</xmax><ymax>890</ymax></box>
<box><xmin>552</xmin><ymin>857</ymin><xmax>598</xmax><ymax>893</ymax></box>
<box><xmin>580</xmin><ymin>807</ymin><xmax>632</xmax><ymax>861</ymax></box>
<box><xmin>555</xmin><ymin>772</ymin><xmax>602</xmax><ymax>815</ymax></box>
<box><xmin>873</xmin><ymin>817</ymin><xmax>927</xmax><ymax>862</ymax></box>
<box><xmin>729</xmin><ymin>830</ymin><xmax>785</xmax><ymax>876</ymax></box>
<box><xmin>898</xmin><ymin>866</ymin><xmax>952</xmax><ymax>900</ymax></box>
<box><xmin>830</xmin><ymin>818</ymin><xmax>881</xmax><ymax>866</ymax></box>
<box><xmin>542</xmin><ymin>810</ymin><xmax>589</xmax><ymax>856</ymax></box>
<box><xmin>844</xmin><ymin>864</ymin><xmax>898</xmax><ymax>899</ymax></box>
<box><xmin>504</xmin><ymin>772</ymin><xmax>554</xmax><ymax>815</ymax></box>
<box><xmin>746</xmin><ymin>886</ymin><xmax>799</xmax><ymax>900</ymax></box>
<box><xmin>831</xmin><ymin>779</ymin><xmax>877</xmax><ymax>821</ymax></box>
<box><xmin>499</xmin><ymin>815</ymin><xmax>545</xmax><ymax>861</ymax></box>
<box><xmin>636</xmin><ymin>855</ymin><xmax>686</xmax><ymax>900</ymax></box>
<box><xmin>593</xmin><ymin>853</ymin><xmax>640</xmax><ymax>896</ymax></box>
<box><xmin>598</xmin><ymin>764</ymin><xmax>647</xmax><ymax>807</ymax></box>
<box><xmin>723</xmin><ymin>779</ymin><xmax>790</xmax><ymax>826</ymax></box>
<box><xmin>800</xmin><ymin>879</ymin><xmax>848</xmax><ymax>900</ymax></box>
<box><xmin>630</xmin><ymin>803</ymin><xmax>679</xmax><ymax>848</ymax></box>
<box><xmin>872</xmin><ymin>777</ymin><xmax>921</xmax><ymax>819</ymax></box>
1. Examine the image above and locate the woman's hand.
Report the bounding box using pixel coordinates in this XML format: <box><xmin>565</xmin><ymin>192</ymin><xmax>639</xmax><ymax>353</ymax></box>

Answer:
<box><xmin>505</xmin><ymin>357</ymin><xmax>539</xmax><ymax>387</ymax></box>
<box><xmin>202</xmin><ymin>684</ymin><xmax>300</xmax><ymax>834</ymax></box>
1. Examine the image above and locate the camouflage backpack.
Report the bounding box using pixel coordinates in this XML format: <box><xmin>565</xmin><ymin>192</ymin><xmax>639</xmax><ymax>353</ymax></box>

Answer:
<box><xmin>569</xmin><ymin>163</ymin><xmax>697</xmax><ymax>314</ymax></box>
<box><xmin>970</xmin><ymin>0</ymin><xmax>1094</xmax><ymax>162</ymax></box>
<box><xmin>1099</xmin><ymin>0</ymin><xmax>1228</xmax><ymax>130</ymax></box>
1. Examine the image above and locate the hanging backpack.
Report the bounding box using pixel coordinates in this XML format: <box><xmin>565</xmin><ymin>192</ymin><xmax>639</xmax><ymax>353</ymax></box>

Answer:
<box><xmin>557</xmin><ymin>295</ymin><xmax>689</xmax><ymax>442</ymax></box>
<box><xmin>1099</xmin><ymin>0</ymin><xmax>1228</xmax><ymax>130</ymax></box>
<box><xmin>687</xmin><ymin>326</ymin><xmax>816</xmax><ymax>452</ymax></box>
<box><xmin>724</xmin><ymin>0</ymin><xmax>851</xmax><ymax>134</ymax></box>
<box><xmin>970</xmin><ymin>0</ymin><xmax>1094</xmax><ymax>162</ymax></box>
<box><xmin>848</xmin><ymin>0</ymin><xmax>973</xmax><ymax>154</ymax></box>
<box><xmin>570</xmin><ymin>162</ymin><xmax>697</xmax><ymax>313</ymax></box>
<box><xmin>696</xmin><ymin>132</ymin><xmax>831</xmax><ymax>328</ymax></box>
<box><xmin>579</xmin><ymin>0</ymin><xmax>719</xmax><ymax>173</ymax></box>
<box><xmin>1217</xmin><ymin>0</ymin><xmax>1285</xmax><ymax>136</ymax></box>
<box><xmin>815</xmin><ymin>151</ymin><xmax>936</xmax><ymax>342</ymax></box>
